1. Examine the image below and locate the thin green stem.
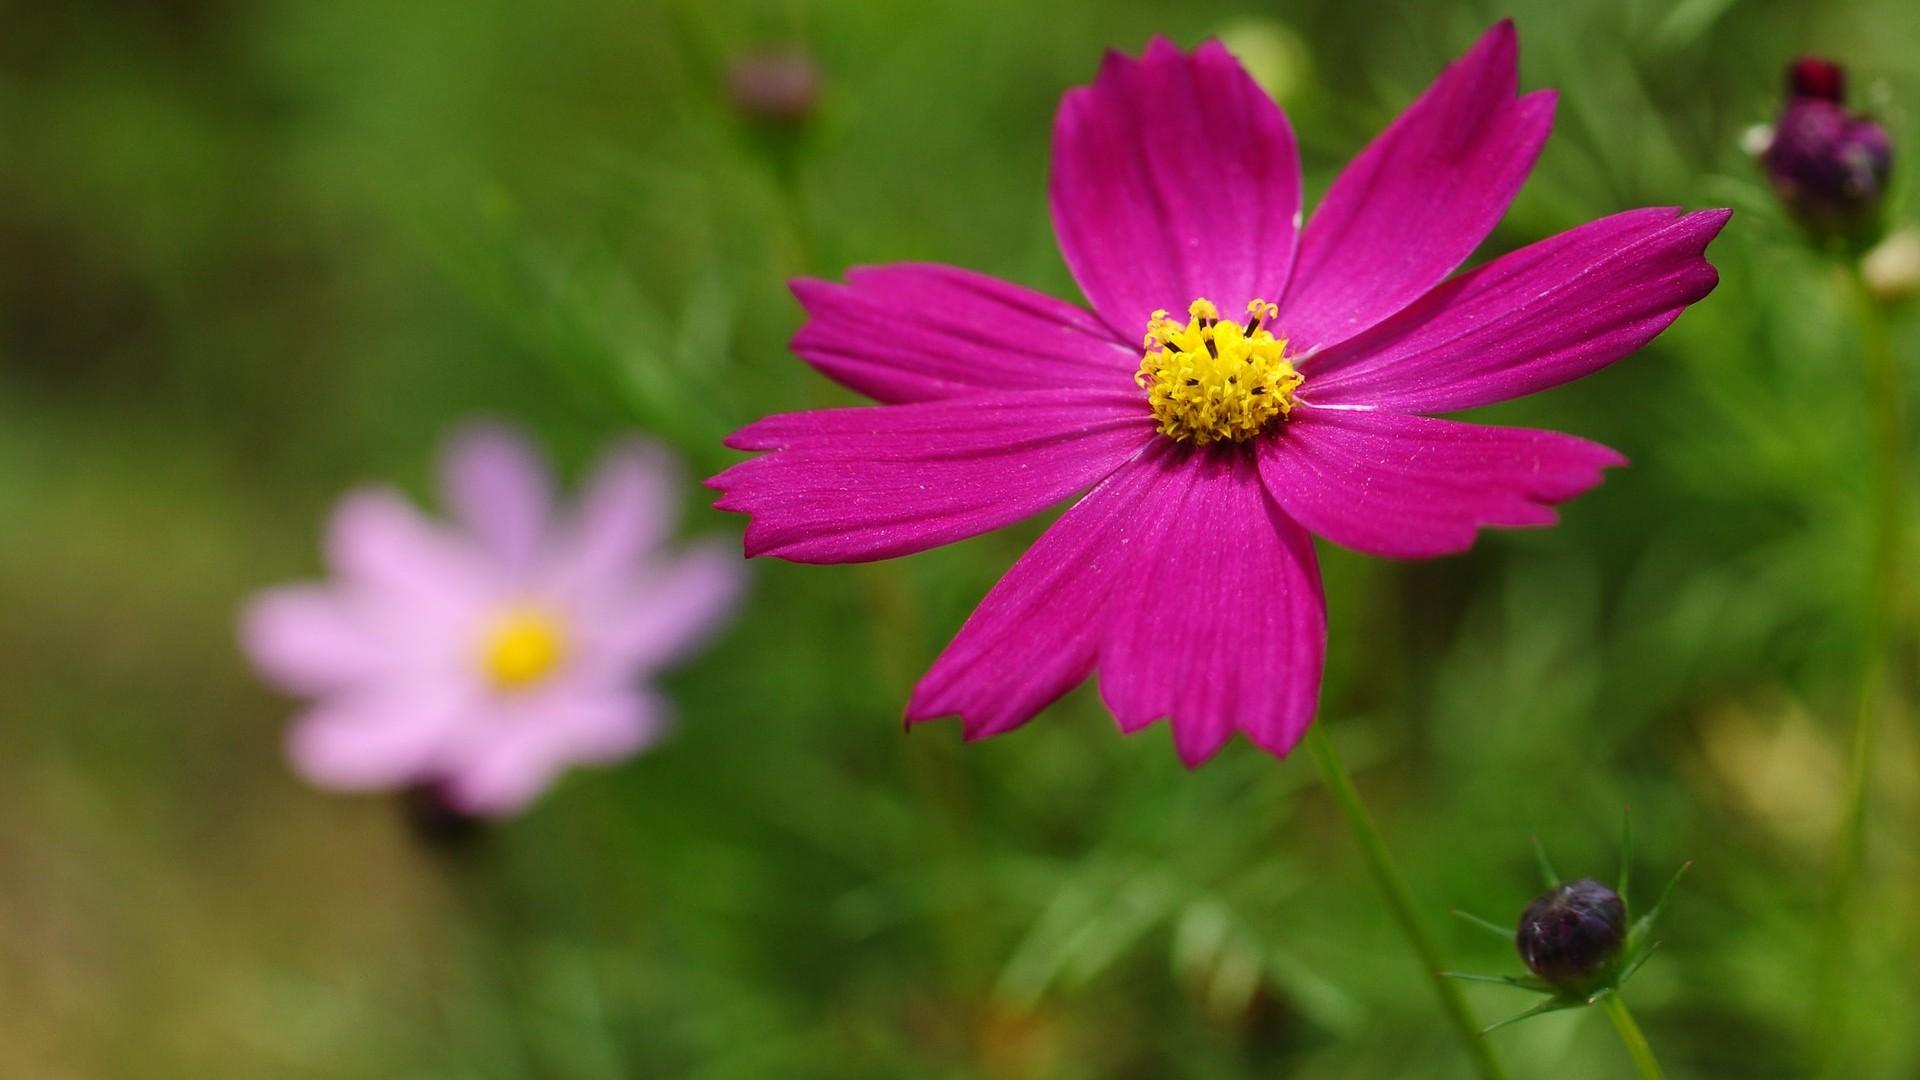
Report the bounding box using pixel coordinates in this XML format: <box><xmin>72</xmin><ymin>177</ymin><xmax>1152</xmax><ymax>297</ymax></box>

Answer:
<box><xmin>1304</xmin><ymin>724</ymin><xmax>1509</xmax><ymax>1080</ymax></box>
<box><xmin>432</xmin><ymin>835</ymin><xmax>556</xmax><ymax>1080</ymax></box>
<box><xmin>1817</xmin><ymin>264</ymin><xmax>1903</xmax><ymax>1073</ymax></box>
<box><xmin>1601</xmin><ymin>994</ymin><xmax>1667</xmax><ymax>1080</ymax></box>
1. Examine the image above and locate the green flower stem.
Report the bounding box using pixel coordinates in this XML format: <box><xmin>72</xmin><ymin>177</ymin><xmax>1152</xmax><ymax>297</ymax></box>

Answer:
<box><xmin>1601</xmin><ymin>993</ymin><xmax>1667</xmax><ymax>1080</ymax></box>
<box><xmin>1304</xmin><ymin>724</ymin><xmax>1509</xmax><ymax>1080</ymax></box>
<box><xmin>433</xmin><ymin>838</ymin><xmax>553</xmax><ymax>1079</ymax></box>
<box><xmin>1818</xmin><ymin>264</ymin><xmax>1904</xmax><ymax>1071</ymax></box>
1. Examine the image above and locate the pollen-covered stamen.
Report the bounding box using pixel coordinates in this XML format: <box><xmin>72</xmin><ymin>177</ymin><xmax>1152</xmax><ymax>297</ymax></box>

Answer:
<box><xmin>1134</xmin><ymin>298</ymin><xmax>1301</xmax><ymax>445</ymax></box>
<box><xmin>481</xmin><ymin>606</ymin><xmax>568</xmax><ymax>690</ymax></box>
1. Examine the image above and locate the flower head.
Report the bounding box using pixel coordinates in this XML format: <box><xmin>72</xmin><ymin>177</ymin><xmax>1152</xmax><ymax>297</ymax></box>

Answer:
<box><xmin>1517</xmin><ymin>878</ymin><xmax>1627</xmax><ymax>987</ymax></box>
<box><xmin>712</xmin><ymin>22</ymin><xmax>1727</xmax><ymax>763</ymax></box>
<box><xmin>244</xmin><ymin>423</ymin><xmax>744</xmax><ymax>817</ymax></box>
<box><xmin>1136</xmin><ymin>298</ymin><xmax>1300</xmax><ymax>444</ymax></box>
<box><xmin>1757</xmin><ymin>56</ymin><xmax>1893</xmax><ymax>245</ymax></box>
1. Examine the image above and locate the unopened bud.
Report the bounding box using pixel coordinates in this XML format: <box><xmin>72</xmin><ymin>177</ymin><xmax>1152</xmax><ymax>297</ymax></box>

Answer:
<box><xmin>1786</xmin><ymin>56</ymin><xmax>1846</xmax><ymax>103</ymax></box>
<box><xmin>727</xmin><ymin>50</ymin><xmax>821</xmax><ymax>127</ymax></box>
<box><xmin>1757</xmin><ymin>57</ymin><xmax>1893</xmax><ymax>246</ymax></box>
<box><xmin>1516</xmin><ymin>878</ymin><xmax>1626</xmax><ymax>987</ymax></box>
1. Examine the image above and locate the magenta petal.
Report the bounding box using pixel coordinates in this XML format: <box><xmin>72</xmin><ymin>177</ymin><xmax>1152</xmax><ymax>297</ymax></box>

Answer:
<box><xmin>285</xmin><ymin>681</ymin><xmax>473</xmax><ymax>790</ymax></box>
<box><xmin>442</xmin><ymin>693</ymin><xmax>666</xmax><ymax>816</ymax></box>
<box><xmin>906</xmin><ymin>442</ymin><xmax>1179</xmax><ymax>739</ymax></box>
<box><xmin>441</xmin><ymin>422</ymin><xmax>554</xmax><ymax>572</ymax></box>
<box><xmin>1261</xmin><ymin>408</ymin><xmax>1626</xmax><ymax>559</ymax></box>
<box><xmin>710</xmin><ymin>389</ymin><xmax>1154</xmax><ymax>563</ymax></box>
<box><xmin>908</xmin><ymin>442</ymin><xmax>1327</xmax><ymax>762</ymax></box>
<box><xmin>1051</xmin><ymin>38</ymin><xmax>1302</xmax><ymax>336</ymax></box>
<box><xmin>791</xmin><ymin>264</ymin><xmax>1134</xmax><ymax>403</ymax></box>
<box><xmin>1096</xmin><ymin>448</ymin><xmax>1326</xmax><ymax>764</ymax></box>
<box><xmin>241</xmin><ymin>585</ymin><xmax>388</xmax><ymax>695</ymax></box>
<box><xmin>1305</xmin><ymin>208</ymin><xmax>1730</xmax><ymax>412</ymax></box>
<box><xmin>1279</xmin><ymin>21</ymin><xmax>1554</xmax><ymax>353</ymax></box>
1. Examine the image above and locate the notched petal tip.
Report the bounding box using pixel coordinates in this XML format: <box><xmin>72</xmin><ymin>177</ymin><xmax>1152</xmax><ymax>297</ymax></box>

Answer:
<box><xmin>1479</xmin><ymin>17</ymin><xmax>1519</xmax><ymax>60</ymax></box>
<box><xmin>1433</xmin><ymin>19</ymin><xmax>1520</xmax><ymax>103</ymax></box>
<box><xmin>959</xmin><ymin>720</ymin><xmax>1004</xmax><ymax>744</ymax></box>
<box><xmin>1684</xmin><ymin>208</ymin><xmax>1733</xmax><ymax>297</ymax></box>
<box><xmin>718</xmin><ymin>419</ymin><xmax>792</xmax><ymax>453</ymax></box>
<box><xmin>1151</xmin><ymin>713</ymin><xmax>1311</xmax><ymax>769</ymax></box>
<box><xmin>901</xmin><ymin>692</ymin><xmax>941</xmax><ymax>728</ymax></box>
<box><xmin>1519</xmin><ymin>86</ymin><xmax>1559</xmax><ymax>123</ymax></box>
<box><xmin>788</xmin><ymin>274</ymin><xmax>835</xmax><ymax>301</ymax></box>
<box><xmin>702</xmin><ymin>472</ymin><xmax>767</xmax><ymax>559</ymax></box>
<box><xmin>1138</xmin><ymin>35</ymin><xmax>1186</xmax><ymax>65</ymax></box>
<box><xmin>1242</xmin><ymin>722</ymin><xmax>1310</xmax><ymax>762</ymax></box>
<box><xmin>1189</xmin><ymin>37</ymin><xmax>1237</xmax><ymax>61</ymax></box>
<box><xmin>906</xmin><ymin>669</ymin><xmax>997</xmax><ymax>729</ymax></box>
<box><xmin>735</xmin><ymin>524</ymin><xmax>787</xmax><ymax>562</ymax></box>
<box><xmin>901</xmin><ymin>691</ymin><xmax>1020</xmax><ymax>746</ymax></box>
<box><xmin>788</xmin><ymin>271</ymin><xmax>865</xmax><ymax>323</ymax></box>
<box><xmin>1172</xmin><ymin>731</ymin><xmax>1230</xmax><ymax>770</ymax></box>
<box><xmin>1678</xmin><ymin>206</ymin><xmax>1735</xmax><ymax>248</ymax></box>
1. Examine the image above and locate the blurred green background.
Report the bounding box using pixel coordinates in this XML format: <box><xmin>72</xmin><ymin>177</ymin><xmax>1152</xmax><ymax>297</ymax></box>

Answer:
<box><xmin>3</xmin><ymin>0</ymin><xmax>1918</xmax><ymax>1076</ymax></box>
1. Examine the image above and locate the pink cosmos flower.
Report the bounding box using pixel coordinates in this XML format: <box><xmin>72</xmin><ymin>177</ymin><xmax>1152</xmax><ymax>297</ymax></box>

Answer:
<box><xmin>710</xmin><ymin>22</ymin><xmax>1727</xmax><ymax>765</ymax></box>
<box><xmin>244</xmin><ymin>423</ymin><xmax>744</xmax><ymax>816</ymax></box>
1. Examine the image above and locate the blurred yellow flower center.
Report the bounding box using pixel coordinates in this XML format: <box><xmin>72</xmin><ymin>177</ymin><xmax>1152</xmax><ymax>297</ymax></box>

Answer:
<box><xmin>1135</xmin><ymin>298</ymin><xmax>1301</xmax><ymax>444</ymax></box>
<box><xmin>482</xmin><ymin>608</ymin><xmax>567</xmax><ymax>690</ymax></box>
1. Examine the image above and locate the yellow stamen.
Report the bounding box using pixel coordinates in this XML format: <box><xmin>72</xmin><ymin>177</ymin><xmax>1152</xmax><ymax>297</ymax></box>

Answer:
<box><xmin>1134</xmin><ymin>298</ymin><xmax>1301</xmax><ymax>444</ymax></box>
<box><xmin>481</xmin><ymin>607</ymin><xmax>567</xmax><ymax>690</ymax></box>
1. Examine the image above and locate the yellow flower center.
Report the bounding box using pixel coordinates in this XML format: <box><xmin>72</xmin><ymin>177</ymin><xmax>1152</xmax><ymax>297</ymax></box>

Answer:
<box><xmin>1135</xmin><ymin>298</ymin><xmax>1301</xmax><ymax>444</ymax></box>
<box><xmin>481</xmin><ymin>607</ymin><xmax>567</xmax><ymax>690</ymax></box>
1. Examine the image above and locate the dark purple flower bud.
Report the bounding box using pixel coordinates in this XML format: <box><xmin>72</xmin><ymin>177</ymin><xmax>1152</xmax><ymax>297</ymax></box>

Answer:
<box><xmin>1759</xmin><ymin>58</ymin><xmax>1893</xmax><ymax>245</ymax></box>
<box><xmin>1786</xmin><ymin>57</ymin><xmax>1846</xmax><ymax>103</ymax></box>
<box><xmin>1516</xmin><ymin>878</ymin><xmax>1627</xmax><ymax>987</ymax></box>
<box><xmin>726</xmin><ymin>50</ymin><xmax>821</xmax><ymax>127</ymax></box>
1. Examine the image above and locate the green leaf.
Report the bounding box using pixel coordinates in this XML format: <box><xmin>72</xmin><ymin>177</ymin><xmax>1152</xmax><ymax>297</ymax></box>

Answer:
<box><xmin>1452</xmin><ymin>909</ymin><xmax>1515</xmax><ymax>942</ymax></box>
<box><xmin>1616</xmin><ymin>939</ymin><xmax>1664</xmax><ymax>987</ymax></box>
<box><xmin>1620</xmin><ymin>807</ymin><xmax>1633</xmax><ymax>913</ymax></box>
<box><xmin>1630</xmin><ymin>861</ymin><xmax>1692</xmax><ymax>945</ymax></box>
<box><xmin>1439</xmin><ymin>971</ymin><xmax>1556</xmax><ymax>995</ymax></box>
<box><xmin>1482</xmin><ymin>995</ymin><xmax>1586</xmax><ymax>1035</ymax></box>
<box><xmin>1533</xmin><ymin>836</ymin><xmax>1561</xmax><ymax>889</ymax></box>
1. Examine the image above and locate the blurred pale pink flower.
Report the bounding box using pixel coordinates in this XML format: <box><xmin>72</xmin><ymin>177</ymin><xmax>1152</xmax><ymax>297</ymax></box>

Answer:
<box><xmin>244</xmin><ymin>423</ymin><xmax>743</xmax><ymax>817</ymax></box>
<box><xmin>711</xmin><ymin>22</ymin><xmax>1726</xmax><ymax>765</ymax></box>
